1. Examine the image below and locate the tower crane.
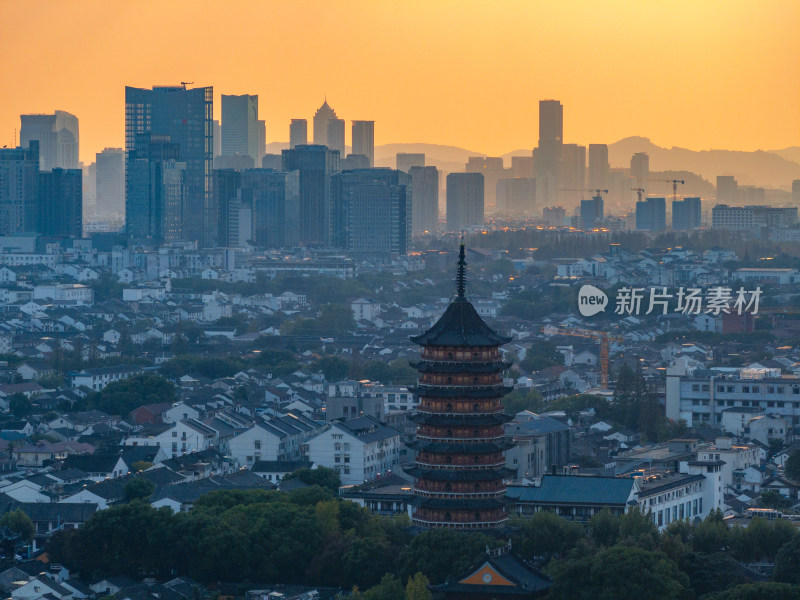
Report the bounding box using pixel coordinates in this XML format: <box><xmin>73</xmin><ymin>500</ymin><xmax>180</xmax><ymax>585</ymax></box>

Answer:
<box><xmin>542</xmin><ymin>326</ymin><xmax>623</xmax><ymax>390</ymax></box>
<box><xmin>653</xmin><ymin>179</ymin><xmax>685</xmax><ymax>202</ymax></box>
<box><xmin>632</xmin><ymin>188</ymin><xmax>646</xmax><ymax>202</ymax></box>
<box><xmin>560</xmin><ymin>188</ymin><xmax>609</xmax><ymax>198</ymax></box>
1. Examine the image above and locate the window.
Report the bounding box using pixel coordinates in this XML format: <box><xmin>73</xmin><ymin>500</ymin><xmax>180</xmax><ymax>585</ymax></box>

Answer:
<box><xmin>717</xmin><ymin>386</ymin><xmax>724</xmax><ymax>393</ymax></box>
<box><xmin>254</xmin><ymin>440</ymin><xmax>261</xmax><ymax>449</ymax></box>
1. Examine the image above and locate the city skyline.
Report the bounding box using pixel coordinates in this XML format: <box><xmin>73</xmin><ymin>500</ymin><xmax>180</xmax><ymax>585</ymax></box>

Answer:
<box><xmin>2</xmin><ymin>1</ymin><xmax>799</xmax><ymax>163</ymax></box>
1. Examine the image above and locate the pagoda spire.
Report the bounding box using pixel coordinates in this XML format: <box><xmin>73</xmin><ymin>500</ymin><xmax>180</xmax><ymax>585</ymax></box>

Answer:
<box><xmin>456</xmin><ymin>236</ymin><xmax>467</xmax><ymax>299</ymax></box>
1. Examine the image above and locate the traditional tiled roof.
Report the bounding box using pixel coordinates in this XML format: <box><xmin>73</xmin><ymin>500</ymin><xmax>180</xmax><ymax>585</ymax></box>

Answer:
<box><xmin>506</xmin><ymin>475</ymin><xmax>636</xmax><ymax>506</ymax></box>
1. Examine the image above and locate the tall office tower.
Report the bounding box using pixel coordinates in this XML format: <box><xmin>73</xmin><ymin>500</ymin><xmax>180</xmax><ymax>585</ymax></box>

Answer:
<box><xmin>496</xmin><ymin>178</ymin><xmax>535</xmax><ymax>215</ymax></box>
<box><xmin>410</xmin><ymin>165</ymin><xmax>439</xmax><ymax>234</ymax></box>
<box><xmin>330</xmin><ymin>169</ymin><xmax>410</xmax><ymax>257</ymax></box>
<box><xmin>587</xmin><ymin>144</ymin><xmax>609</xmax><ymax>190</ymax></box>
<box><xmin>511</xmin><ymin>155</ymin><xmax>534</xmax><ymax>179</ymax></box>
<box><xmin>534</xmin><ymin>100</ymin><xmax>563</xmax><ymax>208</ymax></box>
<box><xmin>580</xmin><ymin>194</ymin><xmax>604</xmax><ymax>229</ymax></box>
<box><xmin>126</xmin><ymin>134</ymin><xmax>186</xmax><ymax>243</ymax></box>
<box><xmin>716</xmin><ymin>175</ymin><xmax>739</xmax><ymax>203</ymax></box>
<box><xmin>95</xmin><ymin>148</ymin><xmax>125</xmax><ymax>221</ymax></box>
<box><xmin>281</xmin><ymin>145</ymin><xmax>339</xmax><ymax>246</ymax></box>
<box><xmin>241</xmin><ymin>169</ymin><xmax>300</xmax><ymax>248</ymax></box>
<box><xmin>313</xmin><ymin>100</ymin><xmax>338</xmax><ymax>147</ymax></box>
<box><xmin>0</xmin><ymin>142</ymin><xmax>39</xmax><ymax>235</ymax></box>
<box><xmin>39</xmin><ymin>168</ymin><xmax>82</xmax><ymax>237</ymax></box>
<box><xmin>261</xmin><ymin>154</ymin><xmax>282</xmax><ymax>170</ymax></box>
<box><xmin>631</xmin><ymin>152</ymin><xmax>649</xmax><ymax>190</ymax></box>
<box><xmin>636</xmin><ymin>197</ymin><xmax>667</xmax><ymax>232</ymax></box>
<box><xmin>327</xmin><ymin>118</ymin><xmax>345</xmax><ymax>156</ymax></box>
<box><xmin>214</xmin><ymin>169</ymin><xmax>242</xmax><ymax>247</ymax></box>
<box><xmin>213</xmin><ymin>154</ymin><xmax>255</xmax><ymax>170</ymax></box>
<box><xmin>213</xmin><ymin>120</ymin><xmax>222</xmax><ymax>157</ymax></box>
<box><xmin>20</xmin><ymin>110</ymin><xmax>79</xmax><ymax>171</ymax></box>
<box><xmin>466</xmin><ymin>157</ymin><xmax>504</xmax><ymax>213</ymax></box>
<box><xmin>341</xmin><ymin>154</ymin><xmax>370</xmax><ymax>170</ymax></box>
<box><xmin>793</xmin><ymin>180</ymin><xmax>800</xmax><ymax>205</ymax></box>
<box><xmin>221</xmin><ymin>94</ymin><xmax>259</xmax><ymax>161</ymax></box>
<box><xmin>397</xmin><ymin>153</ymin><xmax>425</xmax><ymax>173</ymax></box>
<box><xmin>446</xmin><ymin>173</ymin><xmax>484</xmax><ymax>231</ymax></box>
<box><xmin>672</xmin><ymin>197</ymin><xmax>702</xmax><ymax>230</ymax></box>
<box><xmin>125</xmin><ymin>85</ymin><xmax>214</xmax><ymax>246</ymax></box>
<box><xmin>257</xmin><ymin>120</ymin><xmax>266</xmax><ymax>164</ymax></box>
<box><xmin>290</xmin><ymin>119</ymin><xmax>308</xmax><ymax>149</ymax></box>
<box><xmin>352</xmin><ymin>121</ymin><xmax>375</xmax><ymax>167</ymax></box>
<box><xmin>83</xmin><ymin>163</ymin><xmax>96</xmax><ymax>222</ymax></box>
<box><xmin>543</xmin><ymin>206</ymin><xmax>566</xmax><ymax>227</ymax></box>
<box><xmin>559</xmin><ymin>143</ymin><xmax>586</xmax><ymax>208</ymax></box>
<box><xmin>409</xmin><ymin>241</ymin><xmax>512</xmax><ymax>530</ymax></box>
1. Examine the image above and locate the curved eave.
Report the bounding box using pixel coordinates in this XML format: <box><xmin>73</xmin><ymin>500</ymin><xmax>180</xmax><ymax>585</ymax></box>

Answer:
<box><xmin>414</xmin><ymin>497</ymin><xmax>506</xmax><ymax>510</ymax></box>
<box><xmin>410</xmin><ymin>385</ymin><xmax>513</xmax><ymax>399</ymax></box>
<box><xmin>409</xmin><ymin>360</ymin><xmax>513</xmax><ymax>374</ymax></box>
<box><xmin>408</xmin><ymin>467</ymin><xmax>514</xmax><ymax>481</ymax></box>
<box><xmin>410</xmin><ymin>297</ymin><xmax>512</xmax><ymax>348</ymax></box>
<box><xmin>410</xmin><ymin>413</ymin><xmax>513</xmax><ymax>426</ymax></box>
<box><xmin>409</xmin><ymin>440</ymin><xmax>514</xmax><ymax>453</ymax></box>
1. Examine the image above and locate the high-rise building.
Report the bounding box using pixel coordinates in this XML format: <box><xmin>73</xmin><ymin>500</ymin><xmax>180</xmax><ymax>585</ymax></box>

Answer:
<box><xmin>793</xmin><ymin>180</ymin><xmax>800</xmax><ymax>205</ymax></box>
<box><xmin>95</xmin><ymin>148</ymin><xmax>125</xmax><ymax>221</ymax></box>
<box><xmin>83</xmin><ymin>163</ymin><xmax>96</xmax><ymax>223</ymax></box>
<box><xmin>241</xmin><ymin>169</ymin><xmax>300</xmax><ymax>248</ymax></box>
<box><xmin>672</xmin><ymin>197</ymin><xmax>702</xmax><ymax>231</ymax></box>
<box><xmin>446</xmin><ymin>173</ymin><xmax>484</xmax><ymax>231</ymax></box>
<box><xmin>543</xmin><ymin>206</ymin><xmax>566</xmax><ymax>227</ymax></box>
<box><xmin>409</xmin><ymin>241</ymin><xmax>512</xmax><ymax>530</ymax></box>
<box><xmin>20</xmin><ymin>110</ymin><xmax>79</xmax><ymax>171</ymax></box>
<box><xmin>580</xmin><ymin>194</ymin><xmax>604</xmax><ymax>229</ymax></box>
<box><xmin>466</xmin><ymin>157</ymin><xmax>504</xmax><ymax>213</ymax></box>
<box><xmin>331</xmin><ymin>168</ymin><xmax>410</xmax><ymax>257</ymax></box>
<box><xmin>588</xmin><ymin>144</ymin><xmax>609</xmax><ymax>190</ymax></box>
<box><xmin>313</xmin><ymin>100</ymin><xmax>338</xmax><ymax>147</ymax></box>
<box><xmin>0</xmin><ymin>142</ymin><xmax>40</xmax><ymax>235</ymax></box>
<box><xmin>213</xmin><ymin>120</ymin><xmax>222</xmax><ymax>157</ymax></box>
<box><xmin>261</xmin><ymin>154</ymin><xmax>282</xmax><ymax>170</ymax></box>
<box><xmin>716</xmin><ymin>175</ymin><xmax>739</xmax><ymax>204</ymax></box>
<box><xmin>125</xmin><ymin>85</ymin><xmax>213</xmax><ymax>246</ymax></box>
<box><xmin>257</xmin><ymin>120</ymin><xmax>266</xmax><ymax>164</ymax></box>
<box><xmin>39</xmin><ymin>168</ymin><xmax>82</xmax><ymax>237</ymax></box>
<box><xmin>341</xmin><ymin>154</ymin><xmax>370</xmax><ymax>170</ymax></box>
<box><xmin>636</xmin><ymin>197</ymin><xmax>667</xmax><ymax>232</ymax></box>
<box><xmin>290</xmin><ymin>119</ymin><xmax>308</xmax><ymax>149</ymax></box>
<box><xmin>214</xmin><ymin>169</ymin><xmax>242</xmax><ymax>248</ymax></box>
<box><xmin>559</xmin><ymin>144</ymin><xmax>586</xmax><ymax>208</ymax></box>
<box><xmin>397</xmin><ymin>153</ymin><xmax>425</xmax><ymax>173</ymax></box>
<box><xmin>281</xmin><ymin>145</ymin><xmax>339</xmax><ymax>246</ymax></box>
<box><xmin>352</xmin><ymin>121</ymin><xmax>375</xmax><ymax>168</ymax></box>
<box><xmin>496</xmin><ymin>178</ymin><xmax>534</xmax><ymax>216</ymax></box>
<box><xmin>221</xmin><ymin>94</ymin><xmax>259</xmax><ymax>161</ymax></box>
<box><xmin>327</xmin><ymin>118</ymin><xmax>345</xmax><ymax>156</ymax></box>
<box><xmin>213</xmin><ymin>154</ymin><xmax>255</xmax><ymax>170</ymax></box>
<box><xmin>410</xmin><ymin>165</ymin><xmax>439</xmax><ymax>234</ymax></box>
<box><xmin>534</xmin><ymin>100</ymin><xmax>563</xmax><ymax>208</ymax></box>
<box><xmin>511</xmin><ymin>155</ymin><xmax>534</xmax><ymax>179</ymax></box>
<box><xmin>126</xmin><ymin>135</ymin><xmax>187</xmax><ymax>244</ymax></box>
<box><xmin>631</xmin><ymin>152</ymin><xmax>649</xmax><ymax>190</ymax></box>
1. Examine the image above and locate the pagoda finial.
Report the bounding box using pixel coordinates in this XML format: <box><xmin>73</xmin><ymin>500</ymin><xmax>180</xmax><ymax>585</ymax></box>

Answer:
<box><xmin>456</xmin><ymin>236</ymin><xmax>467</xmax><ymax>299</ymax></box>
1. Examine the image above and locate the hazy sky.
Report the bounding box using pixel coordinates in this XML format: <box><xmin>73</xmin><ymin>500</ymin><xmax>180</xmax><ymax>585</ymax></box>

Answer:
<box><xmin>1</xmin><ymin>0</ymin><xmax>798</xmax><ymax>163</ymax></box>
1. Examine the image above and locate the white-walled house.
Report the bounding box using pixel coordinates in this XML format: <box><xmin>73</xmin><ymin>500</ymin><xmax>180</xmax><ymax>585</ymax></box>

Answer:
<box><xmin>163</xmin><ymin>402</ymin><xmax>202</xmax><ymax>424</ymax></box>
<box><xmin>305</xmin><ymin>416</ymin><xmax>401</xmax><ymax>486</ymax></box>
<box><xmin>123</xmin><ymin>419</ymin><xmax>217</xmax><ymax>458</ymax></box>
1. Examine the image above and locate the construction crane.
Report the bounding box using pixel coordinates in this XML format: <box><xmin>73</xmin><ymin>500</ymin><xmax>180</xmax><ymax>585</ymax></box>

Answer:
<box><xmin>542</xmin><ymin>326</ymin><xmax>623</xmax><ymax>390</ymax></box>
<box><xmin>180</xmin><ymin>81</ymin><xmax>194</xmax><ymax>89</ymax></box>
<box><xmin>632</xmin><ymin>187</ymin><xmax>646</xmax><ymax>202</ymax></box>
<box><xmin>653</xmin><ymin>179</ymin><xmax>685</xmax><ymax>202</ymax></box>
<box><xmin>560</xmin><ymin>188</ymin><xmax>609</xmax><ymax>198</ymax></box>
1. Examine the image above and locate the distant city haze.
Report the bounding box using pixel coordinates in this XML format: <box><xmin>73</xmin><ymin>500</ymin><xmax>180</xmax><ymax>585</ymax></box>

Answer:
<box><xmin>1</xmin><ymin>0</ymin><xmax>798</xmax><ymax>163</ymax></box>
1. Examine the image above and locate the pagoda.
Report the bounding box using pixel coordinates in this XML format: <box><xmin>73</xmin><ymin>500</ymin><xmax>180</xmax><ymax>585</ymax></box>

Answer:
<box><xmin>408</xmin><ymin>239</ymin><xmax>514</xmax><ymax>529</ymax></box>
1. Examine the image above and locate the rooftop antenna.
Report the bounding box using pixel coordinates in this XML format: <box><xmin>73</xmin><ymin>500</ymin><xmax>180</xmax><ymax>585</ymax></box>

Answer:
<box><xmin>456</xmin><ymin>235</ymin><xmax>467</xmax><ymax>299</ymax></box>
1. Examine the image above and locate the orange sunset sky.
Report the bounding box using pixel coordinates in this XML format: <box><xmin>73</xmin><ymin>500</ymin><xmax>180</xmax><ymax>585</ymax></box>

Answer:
<box><xmin>1</xmin><ymin>0</ymin><xmax>798</xmax><ymax>163</ymax></box>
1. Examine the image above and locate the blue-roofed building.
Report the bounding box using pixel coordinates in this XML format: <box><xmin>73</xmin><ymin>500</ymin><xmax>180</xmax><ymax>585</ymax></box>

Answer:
<box><xmin>506</xmin><ymin>475</ymin><xmax>638</xmax><ymax>521</ymax></box>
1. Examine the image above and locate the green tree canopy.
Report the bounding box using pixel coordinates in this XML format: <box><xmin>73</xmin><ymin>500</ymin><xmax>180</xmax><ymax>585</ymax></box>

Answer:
<box><xmin>87</xmin><ymin>374</ymin><xmax>176</xmax><ymax>415</ymax></box>
<box><xmin>0</xmin><ymin>509</ymin><xmax>34</xmax><ymax>544</ymax></box>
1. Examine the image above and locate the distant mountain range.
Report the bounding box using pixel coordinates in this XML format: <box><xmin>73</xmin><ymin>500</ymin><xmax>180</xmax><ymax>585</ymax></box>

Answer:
<box><xmin>267</xmin><ymin>138</ymin><xmax>800</xmax><ymax>190</ymax></box>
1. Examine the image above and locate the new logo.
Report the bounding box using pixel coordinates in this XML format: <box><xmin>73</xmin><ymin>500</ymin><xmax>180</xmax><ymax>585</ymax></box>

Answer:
<box><xmin>578</xmin><ymin>285</ymin><xmax>608</xmax><ymax>317</ymax></box>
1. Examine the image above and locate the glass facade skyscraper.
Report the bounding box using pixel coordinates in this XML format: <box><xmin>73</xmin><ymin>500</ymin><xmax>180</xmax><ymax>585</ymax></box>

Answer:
<box><xmin>125</xmin><ymin>85</ymin><xmax>213</xmax><ymax>246</ymax></box>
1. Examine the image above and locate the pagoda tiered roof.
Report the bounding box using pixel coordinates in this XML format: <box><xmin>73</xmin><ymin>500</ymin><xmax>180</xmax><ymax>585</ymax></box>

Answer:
<box><xmin>410</xmin><ymin>296</ymin><xmax>512</xmax><ymax>347</ymax></box>
<box><xmin>407</xmin><ymin>466</ymin><xmax>514</xmax><ymax>481</ymax></box>
<box><xmin>409</xmin><ymin>439</ymin><xmax>514</xmax><ymax>453</ymax></box>
<box><xmin>409</xmin><ymin>359</ymin><xmax>512</xmax><ymax>373</ymax></box>
<box><xmin>410</xmin><ymin>412</ymin><xmax>513</xmax><ymax>426</ymax></box>
<box><xmin>410</xmin><ymin>383</ymin><xmax>513</xmax><ymax>398</ymax></box>
<box><xmin>415</xmin><ymin>497</ymin><xmax>506</xmax><ymax>511</ymax></box>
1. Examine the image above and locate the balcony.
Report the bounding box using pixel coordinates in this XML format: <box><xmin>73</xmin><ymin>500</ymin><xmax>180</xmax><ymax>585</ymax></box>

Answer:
<box><xmin>411</xmin><ymin>518</ymin><xmax>507</xmax><ymax>529</ymax></box>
